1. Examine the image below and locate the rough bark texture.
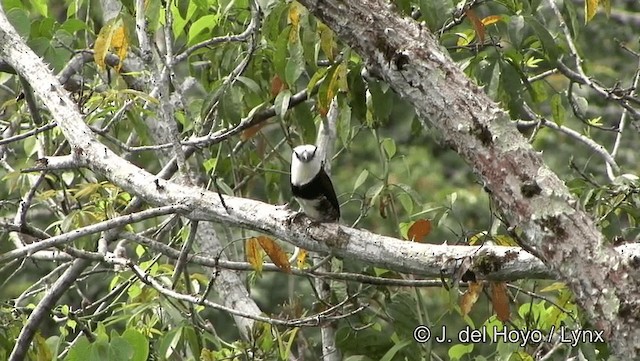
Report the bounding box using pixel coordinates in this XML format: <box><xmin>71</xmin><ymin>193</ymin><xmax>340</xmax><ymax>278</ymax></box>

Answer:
<box><xmin>295</xmin><ymin>0</ymin><xmax>640</xmax><ymax>357</ymax></box>
<box><xmin>2</xmin><ymin>1</ymin><xmax>640</xmax><ymax>357</ymax></box>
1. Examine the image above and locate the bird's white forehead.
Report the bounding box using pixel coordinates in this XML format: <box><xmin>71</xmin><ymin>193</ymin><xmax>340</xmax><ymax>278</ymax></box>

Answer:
<box><xmin>291</xmin><ymin>144</ymin><xmax>321</xmax><ymax>186</ymax></box>
<box><xmin>293</xmin><ymin>144</ymin><xmax>317</xmax><ymax>158</ymax></box>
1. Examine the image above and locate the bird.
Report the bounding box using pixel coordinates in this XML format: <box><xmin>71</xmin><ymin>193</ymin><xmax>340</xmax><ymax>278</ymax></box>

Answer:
<box><xmin>290</xmin><ymin>144</ymin><xmax>340</xmax><ymax>222</ymax></box>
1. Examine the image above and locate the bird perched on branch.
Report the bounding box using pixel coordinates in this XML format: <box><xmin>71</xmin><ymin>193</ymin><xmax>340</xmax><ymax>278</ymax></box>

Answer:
<box><xmin>290</xmin><ymin>144</ymin><xmax>340</xmax><ymax>222</ymax></box>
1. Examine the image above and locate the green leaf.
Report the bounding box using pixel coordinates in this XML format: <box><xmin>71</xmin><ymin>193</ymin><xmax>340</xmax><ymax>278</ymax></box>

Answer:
<box><xmin>525</xmin><ymin>16</ymin><xmax>560</xmax><ymax>61</ymax></box>
<box><xmin>177</xmin><ymin>0</ymin><xmax>189</xmax><ymax>19</ymax></box>
<box><xmin>157</xmin><ymin>326</ymin><xmax>183</xmax><ymax>359</ymax></box>
<box><xmin>172</xmin><ymin>0</ymin><xmax>197</xmax><ymax>38</ymax></box>
<box><xmin>307</xmin><ymin>67</ymin><xmax>328</xmax><ymax>95</ymax></box>
<box><xmin>562</xmin><ymin>0</ymin><xmax>580</xmax><ymax>38</ymax></box>
<box><xmin>285</xmin><ymin>39</ymin><xmax>305</xmax><ymax>87</ymax></box>
<box><xmin>31</xmin><ymin>0</ymin><xmax>48</xmax><ymax>17</ymax></box>
<box><xmin>448</xmin><ymin>344</ymin><xmax>474</xmax><ymax>361</ymax></box>
<box><xmin>353</xmin><ymin>170</ymin><xmax>369</xmax><ymax>192</ymax></box>
<box><xmin>368</xmin><ymin>82</ymin><xmax>393</xmax><ymax>124</ymax></box>
<box><xmin>573</xmin><ymin>95</ymin><xmax>589</xmax><ymax>118</ymax></box>
<box><xmin>382</xmin><ymin>138</ymin><xmax>396</xmax><ymax>159</ymax></box>
<box><xmin>507</xmin><ymin>15</ymin><xmax>525</xmax><ymax>48</ymax></box>
<box><xmin>122</xmin><ymin>329</ymin><xmax>149</xmax><ymax>361</ymax></box>
<box><xmin>530</xmin><ymin>81</ymin><xmax>548</xmax><ymax>103</ymax></box>
<box><xmin>6</xmin><ymin>8</ymin><xmax>30</xmax><ymax>39</ymax></box>
<box><xmin>420</xmin><ymin>0</ymin><xmax>453</xmax><ymax>30</ymax></box>
<box><xmin>236</xmin><ymin>76</ymin><xmax>262</xmax><ymax>94</ymax></box>
<box><xmin>337</xmin><ymin>97</ymin><xmax>352</xmax><ymax>147</ymax></box>
<box><xmin>188</xmin><ymin>14</ymin><xmax>220</xmax><ymax>45</ymax></box>
<box><xmin>380</xmin><ymin>340</ymin><xmax>411</xmax><ymax>361</ymax></box>
<box><xmin>551</xmin><ymin>94</ymin><xmax>566</xmax><ymax>125</ymax></box>
<box><xmin>274</xmin><ymin>89</ymin><xmax>292</xmax><ymax>119</ymax></box>
<box><xmin>274</xmin><ymin>26</ymin><xmax>291</xmax><ymax>80</ymax></box>
<box><xmin>397</xmin><ymin>192</ymin><xmax>413</xmax><ymax>214</ymax></box>
<box><xmin>182</xmin><ymin>326</ymin><xmax>201</xmax><ymax>360</ymax></box>
<box><xmin>64</xmin><ymin>336</ymin><xmax>92</xmax><ymax>361</ymax></box>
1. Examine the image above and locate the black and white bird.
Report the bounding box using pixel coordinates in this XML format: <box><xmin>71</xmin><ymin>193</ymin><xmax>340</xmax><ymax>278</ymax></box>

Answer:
<box><xmin>290</xmin><ymin>144</ymin><xmax>340</xmax><ymax>222</ymax></box>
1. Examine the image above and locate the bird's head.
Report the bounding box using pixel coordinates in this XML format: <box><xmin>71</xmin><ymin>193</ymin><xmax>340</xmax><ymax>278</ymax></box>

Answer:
<box><xmin>291</xmin><ymin>144</ymin><xmax>322</xmax><ymax>186</ymax></box>
<box><xmin>293</xmin><ymin>144</ymin><xmax>317</xmax><ymax>163</ymax></box>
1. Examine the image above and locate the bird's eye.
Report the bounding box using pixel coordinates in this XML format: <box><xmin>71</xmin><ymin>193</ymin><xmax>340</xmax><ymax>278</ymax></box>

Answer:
<box><xmin>294</xmin><ymin>151</ymin><xmax>301</xmax><ymax>160</ymax></box>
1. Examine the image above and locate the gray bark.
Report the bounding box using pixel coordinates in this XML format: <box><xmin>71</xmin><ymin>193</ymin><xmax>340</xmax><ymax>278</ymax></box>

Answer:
<box><xmin>295</xmin><ymin>0</ymin><xmax>640</xmax><ymax>357</ymax></box>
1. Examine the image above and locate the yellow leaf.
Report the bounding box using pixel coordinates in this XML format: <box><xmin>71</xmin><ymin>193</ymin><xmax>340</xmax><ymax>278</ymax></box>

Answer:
<box><xmin>491</xmin><ymin>282</ymin><xmax>510</xmax><ymax>322</ymax></box>
<box><xmin>296</xmin><ymin>249</ymin><xmax>307</xmax><ymax>269</ymax></box>
<box><xmin>256</xmin><ymin>236</ymin><xmax>291</xmax><ymax>273</ymax></box>
<box><xmin>288</xmin><ymin>2</ymin><xmax>302</xmax><ymax>43</ymax></box>
<box><xmin>539</xmin><ymin>282</ymin><xmax>566</xmax><ymax>293</ymax></box>
<box><xmin>585</xmin><ymin>0</ymin><xmax>599</xmax><ymax>23</ymax></box>
<box><xmin>318</xmin><ymin>22</ymin><xmax>335</xmax><ymax>61</ymax></box>
<box><xmin>492</xmin><ymin>234</ymin><xmax>518</xmax><ymax>246</ymax></box>
<box><xmin>407</xmin><ymin>219</ymin><xmax>432</xmax><ymax>242</ymax></box>
<box><xmin>246</xmin><ymin>238</ymin><xmax>264</xmax><ymax>273</ymax></box>
<box><xmin>288</xmin><ymin>2</ymin><xmax>301</xmax><ymax>28</ymax></box>
<box><xmin>460</xmin><ymin>281</ymin><xmax>483</xmax><ymax>316</ymax></box>
<box><xmin>111</xmin><ymin>24</ymin><xmax>129</xmax><ymax>72</ymax></box>
<box><xmin>481</xmin><ymin>15</ymin><xmax>502</xmax><ymax>26</ymax></box>
<box><xmin>321</xmin><ymin>63</ymin><xmax>347</xmax><ymax>115</ymax></box>
<box><xmin>93</xmin><ymin>18</ymin><xmax>128</xmax><ymax>72</ymax></box>
<box><xmin>94</xmin><ymin>21</ymin><xmax>114</xmax><ymax>70</ymax></box>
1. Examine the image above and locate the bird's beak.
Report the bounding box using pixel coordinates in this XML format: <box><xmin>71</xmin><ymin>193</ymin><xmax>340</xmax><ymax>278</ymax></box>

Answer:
<box><xmin>295</xmin><ymin>150</ymin><xmax>313</xmax><ymax>162</ymax></box>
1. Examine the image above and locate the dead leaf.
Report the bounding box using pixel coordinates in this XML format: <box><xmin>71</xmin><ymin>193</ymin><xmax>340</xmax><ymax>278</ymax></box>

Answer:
<box><xmin>270</xmin><ymin>75</ymin><xmax>287</xmax><ymax>97</ymax></box>
<box><xmin>460</xmin><ymin>281</ymin><xmax>484</xmax><ymax>316</ymax></box>
<box><xmin>407</xmin><ymin>219</ymin><xmax>432</xmax><ymax>242</ymax></box>
<box><xmin>465</xmin><ymin>9</ymin><xmax>485</xmax><ymax>44</ymax></box>
<box><xmin>257</xmin><ymin>236</ymin><xmax>291</xmax><ymax>273</ymax></box>
<box><xmin>241</xmin><ymin>123</ymin><xmax>267</xmax><ymax>140</ymax></box>
<box><xmin>491</xmin><ymin>282</ymin><xmax>510</xmax><ymax>322</ymax></box>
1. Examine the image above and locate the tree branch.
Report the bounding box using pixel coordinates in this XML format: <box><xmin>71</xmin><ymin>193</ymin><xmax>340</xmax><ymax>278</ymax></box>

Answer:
<box><xmin>293</xmin><ymin>0</ymin><xmax>640</xmax><ymax>357</ymax></box>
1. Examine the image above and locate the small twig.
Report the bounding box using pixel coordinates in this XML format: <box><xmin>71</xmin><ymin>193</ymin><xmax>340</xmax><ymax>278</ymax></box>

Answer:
<box><xmin>213</xmin><ymin>175</ymin><xmax>230</xmax><ymax>213</ymax></box>
<box><xmin>8</xmin><ymin>259</ymin><xmax>90</xmax><ymax>361</ymax></box>
<box><xmin>522</xmin><ymin>103</ymin><xmax>620</xmax><ymax>174</ymax></box>
<box><xmin>606</xmin><ymin>54</ymin><xmax>640</xmax><ymax>180</ymax></box>
<box><xmin>506</xmin><ymin>283</ymin><xmax>577</xmax><ymax>322</ymax></box>
<box><xmin>0</xmin><ymin>204</ymin><xmax>190</xmax><ymax>263</ymax></box>
<box><xmin>0</xmin><ymin>122</ymin><xmax>56</xmax><ymax>146</ymax></box>
<box><xmin>128</xmin><ymin>262</ymin><xmax>365</xmax><ymax>327</ymax></box>
<box><xmin>171</xmin><ymin>221</ymin><xmax>199</xmax><ymax>287</ymax></box>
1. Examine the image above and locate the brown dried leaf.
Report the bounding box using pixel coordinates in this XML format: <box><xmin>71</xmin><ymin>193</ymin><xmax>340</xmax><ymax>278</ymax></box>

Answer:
<box><xmin>465</xmin><ymin>9</ymin><xmax>485</xmax><ymax>44</ymax></box>
<box><xmin>240</xmin><ymin>123</ymin><xmax>267</xmax><ymax>141</ymax></box>
<box><xmin>270</xmin><ymin>75</ymin><xmax>287</xmax><ymax>97</ymax></box>
<box><xmin>460</xmin><ymin>281</ymin><xmax>484</xmax><ymax>316</ymax></box>
<box><xmin>491</xmin><ymin>282</ymin><xmax>510</xmax><ymax>322</ymax></box>
<box><xmin>407</xmin><ymin>219</ymin><xmax>432</xmax><ymax>242</ymax></box>
<box><xmin>257</xmin><ymin>236</ymin><xmax>291</xmax><ymax>273</ymax></box>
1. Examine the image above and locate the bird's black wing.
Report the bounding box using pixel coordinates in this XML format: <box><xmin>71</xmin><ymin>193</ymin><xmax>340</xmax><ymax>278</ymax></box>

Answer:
<box><xmin>317</xmin><ymin>167</ymin><xmax>340</xmax><ymax>219</ymax></box>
